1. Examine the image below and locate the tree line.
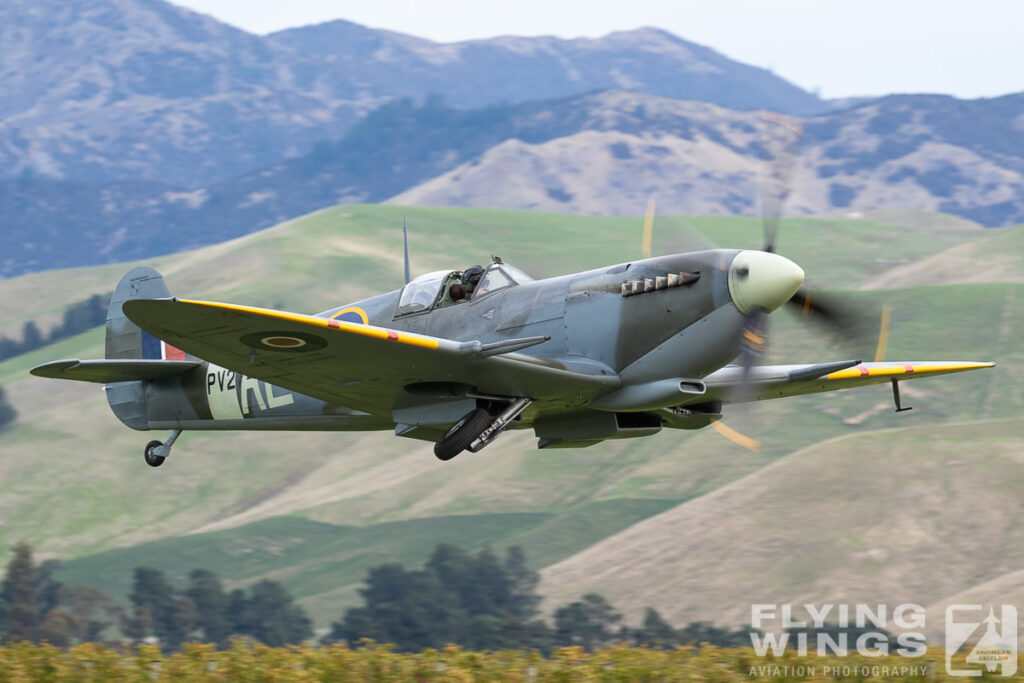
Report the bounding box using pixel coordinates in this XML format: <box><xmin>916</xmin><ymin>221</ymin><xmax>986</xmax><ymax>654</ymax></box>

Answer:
<box><xmin>327</xmin><ymin>543</ymin><xmax>753</xmax><ymax>652</ymax></box>
<box><xmin>0</xmin><ymin>293</ymin><xmax>110</xmax><ymax>432</ymax></box>
<box><xmin>0</xmin><ymin>386</ymin><xmax>14</xmax><ymax>432</ymax></box>
<box><xmin>0</xmin><ymin>542</ymin><xmax>310</xmax><ymax>649</ymax></box>
<box><xmin>0</xmin><ymin>293</ymin><xmax>108</xmax><ymax>362</ymax></box>
<box><xmin>1</xmin><ymin>541</ymin><xmax>753</xmax><ymax>652</ymax></box>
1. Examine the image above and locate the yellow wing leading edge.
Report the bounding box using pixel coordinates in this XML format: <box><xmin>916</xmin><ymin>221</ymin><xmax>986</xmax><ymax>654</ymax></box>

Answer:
<box><xmin>702</xmin><ymin>360</ymin><xmax>995</xmax><ymax>405</ymax></box>
<box><xmin>824</xmin><ymin>361</ymin><xmax>995</xmax><ymax>380</ymax></box>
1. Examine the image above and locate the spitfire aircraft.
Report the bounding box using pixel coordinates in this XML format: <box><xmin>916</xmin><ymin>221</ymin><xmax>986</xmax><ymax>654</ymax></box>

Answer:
<box><xmin>31</xmin><ymin>217</ymin><xmax>993</xmax><ymax>466</ymax></box>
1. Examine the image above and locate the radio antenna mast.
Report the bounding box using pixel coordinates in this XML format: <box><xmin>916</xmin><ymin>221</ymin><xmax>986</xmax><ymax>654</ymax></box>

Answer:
<box><xmin>403</xmin><ymin>217</ymin><xmax>411</xmax><ymax>284</ymax></box>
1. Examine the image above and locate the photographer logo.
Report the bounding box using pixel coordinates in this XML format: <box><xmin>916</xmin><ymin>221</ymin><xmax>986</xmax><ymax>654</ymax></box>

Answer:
<box><xmin>945</xmin><ymin>604</ymin><xmax>1017</xmax><ymax>677</ymax></box>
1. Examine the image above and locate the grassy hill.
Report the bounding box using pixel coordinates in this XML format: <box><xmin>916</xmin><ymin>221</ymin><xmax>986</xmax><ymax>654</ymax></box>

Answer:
<box><xmin>0</xmin><ymin>205</ymin><xmax>1019</xmax><ymax>629</ymax></box>
<box><xmin>0</xmin><ymin>203</ymin><xmax>988</xmax><ymax>339</ymax></box>
<box><xmin>538</xmin><ymin>417</ymin><xmax>1024</xmax><ymax>627</ymax></box>
<box><xmin>55</xmin><ymin>500</ymin><xmax>679</xmax><ymax>626</ymax></box>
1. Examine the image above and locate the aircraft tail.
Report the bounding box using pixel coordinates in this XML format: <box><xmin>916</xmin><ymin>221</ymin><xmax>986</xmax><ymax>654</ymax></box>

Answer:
<box><xmin>104</xmin><ymin>266</ymin><xmax>172</xmax><ymax>430</ymax></box>
<box><xmin>106</xmin><ymin>266</ymin><xmax>182</xmax><ymax>360</ymax></box>
<box><xmin>28</xmin><ymin>266</ymin><xmax>192</xmax><ymax>431</ymax></box>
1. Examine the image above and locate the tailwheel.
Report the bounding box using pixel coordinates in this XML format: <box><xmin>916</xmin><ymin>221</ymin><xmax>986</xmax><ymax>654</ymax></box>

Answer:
<box><xmin>143</xmin><ymin>429</ymin><xmax>181</xmax><ymax>468</ymax></box>
<box><xmin>144</xmin><ymin>440</ymin><xmax>166</xmax><ymax>467</ymax></box>
<box><xmin>433</xmin><ymin>408</ymin><xmax>492</xmax><ymax>461</ymax></box>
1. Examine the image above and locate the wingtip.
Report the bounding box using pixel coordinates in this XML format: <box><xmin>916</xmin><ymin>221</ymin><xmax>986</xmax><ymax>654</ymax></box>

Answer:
<box><xmin>944</xmin><ymin>361</ymin><xmax>996</xmax><ymax>370</ymax></box>
<box><xmin>825</xmin><ymin>360</ymin><xmax>997</xmax><ymax>380</ymax></box>
<box><xmin>29</xmin><ymin>359</ymin><xmax>79</xmax><ymax>378</ymax></box>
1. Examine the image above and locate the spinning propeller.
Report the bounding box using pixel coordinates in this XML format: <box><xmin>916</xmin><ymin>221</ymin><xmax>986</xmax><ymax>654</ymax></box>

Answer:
<box><xmin>642</xmin><ymin>111</ymin><xmax>891</xmax><ymax>451</ymax></box>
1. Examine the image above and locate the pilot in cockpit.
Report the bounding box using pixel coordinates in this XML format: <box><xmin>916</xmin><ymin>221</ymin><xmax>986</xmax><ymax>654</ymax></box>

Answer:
<box><xmin>461</xmin><ymin>265</ymin><xmax>484</xmax><ymax>298</ymax></box>
<box><xmin>446</xmin><ymin>265</ymin><xmax>479</xmax><ymax>302</ymax></box>
<box><xmin>448</xmin><ymin>281</ymin><xmax>466</xmax><ymax>303</ymax></box>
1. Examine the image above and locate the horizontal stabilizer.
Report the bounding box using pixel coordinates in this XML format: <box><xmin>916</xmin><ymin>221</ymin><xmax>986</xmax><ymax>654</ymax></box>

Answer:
<box><xmin>31</xmin><ymin>359</ymin><xmax>199</xmax><ymax>383</ymax></box>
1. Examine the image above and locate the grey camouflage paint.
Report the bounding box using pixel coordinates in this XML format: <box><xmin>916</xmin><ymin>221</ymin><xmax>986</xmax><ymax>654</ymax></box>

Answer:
<box><xmin>105</xmin><ymin>251</ymin><xmax>748</xmax><ymax>446</ymax></box>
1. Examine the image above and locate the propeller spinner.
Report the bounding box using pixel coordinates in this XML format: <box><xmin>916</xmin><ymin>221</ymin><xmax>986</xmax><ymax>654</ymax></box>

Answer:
<box><xmin>728</xmin><ymin>250</ymin><xmax>805</xmax><ymax>315</ymax></box>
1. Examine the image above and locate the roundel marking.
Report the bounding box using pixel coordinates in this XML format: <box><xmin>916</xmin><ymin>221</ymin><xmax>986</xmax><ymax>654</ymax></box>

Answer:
<box><xmin>261</xmin><ymin>335</ymin><xmax>306</xmax><ymax>348</ymax></box>
<box><xmin>331</xmin><ymin>306</ymin><xmax>368</xmax><ymax>325</ymax></box>
<box><xmin>240</xmin><ymin>331</ymin><xmax>327</xmax><ymax>353</ymax></box>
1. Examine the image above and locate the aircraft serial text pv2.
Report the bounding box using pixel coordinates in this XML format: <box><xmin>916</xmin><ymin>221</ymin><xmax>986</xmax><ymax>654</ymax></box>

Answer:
<box><xmin>32</xmin><ymin>236</ymin><xmax>994</xmax><ymax>465</ymax></box>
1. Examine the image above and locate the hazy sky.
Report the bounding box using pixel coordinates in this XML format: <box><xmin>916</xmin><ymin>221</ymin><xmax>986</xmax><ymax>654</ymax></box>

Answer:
<box><xmin>174</xmin><ymin>0</ymin><xmax>1023</xmax><ymax>100</ymax></box>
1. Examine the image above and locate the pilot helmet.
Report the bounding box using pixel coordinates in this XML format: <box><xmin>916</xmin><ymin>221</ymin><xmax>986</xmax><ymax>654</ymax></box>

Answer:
<box><xmin>462</xmin><ymin>265</ymin><xmax>485</xmax><ymax>290</ymax></box>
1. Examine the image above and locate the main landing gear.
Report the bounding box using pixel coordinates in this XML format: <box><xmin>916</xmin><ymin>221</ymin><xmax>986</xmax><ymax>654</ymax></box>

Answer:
<box><xmin>433</xmin><ymin>399</ymin><xmax>531</xmax><ymax>461</ymax></box>
<box><xmin>144</xmin><ymin>429</ymin><xmax>182</xmax><ymax>467</ymax></box>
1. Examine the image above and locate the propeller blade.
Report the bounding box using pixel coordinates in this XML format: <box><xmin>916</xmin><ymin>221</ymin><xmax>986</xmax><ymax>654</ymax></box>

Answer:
<box><xmin>874</xmin><ymin>305</ymin><xmax>891</xmax><ymax>362</ymax></box>
<box><xmin>787</xmin><ymin>287</ymin><xmax>848</xmax><ymax>326</ymax></box>
<box><xmin>758</xmin><ymin>111</ymin><xmax>803</xmax><ymax>253</ymax></box>
<box><xmin>709</xmin><ymin>114</ymin><xmax>805</xmax><ymax>453</ymax></box>
<box><xmin>737</xmin><ymin>309</ymin><xmax>769</xmax><ymax>370</ymax></box>
<box><xmin>710</xmin><ymin>419</ymin><xmax>760</xmax><ymax>451</ymax></box>
<box><xmin>714</xmin><ymin>308</ymin><xmax>768</xmax><ymax>451</ymax></box>
<box><xmin>786</xmin><ymin>287</ymin><xmax>886</xmax><ymax>359</ymax></box>
<box><xmin>641</xmin><ymin>195</ymin><xmax>655</xmax><ymax>258</ymax></box>
<box><xmin>733</xmin><ymin>308</ymin><xmax>769</xmax><ymax>408</ymax></box>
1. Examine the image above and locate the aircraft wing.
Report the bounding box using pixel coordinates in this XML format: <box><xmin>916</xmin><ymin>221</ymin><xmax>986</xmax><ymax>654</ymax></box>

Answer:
<box><xmin>701</xmin><ymin>359</ymin><xmax>995</xmax><ymax>404</ymax></box>
<box><xmin>122</xmin><ymin>298</ymin><xmax>618</xmax><ymax>416</ymax></box>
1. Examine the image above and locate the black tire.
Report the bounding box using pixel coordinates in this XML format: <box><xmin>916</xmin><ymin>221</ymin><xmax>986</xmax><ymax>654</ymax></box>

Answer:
<box><xmin>433</xmin><ymin>408</ymin><xmax>492</xmax><ymax>461</ymax></box>
<box><xmin>144</xmin><ymin>440</ymin><xmax>166</xmax><ymax>468</ymax></box>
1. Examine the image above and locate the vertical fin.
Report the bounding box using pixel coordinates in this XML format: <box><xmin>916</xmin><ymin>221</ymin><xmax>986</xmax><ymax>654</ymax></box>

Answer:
<box><xmin>106</xmin><ymin>266</ymin><xmax>171</xmax><ymax>360</ymax></box>
<box><xmin>403</xmin><ymin>217</ymin><xmax>411</xmax><ymax>284</ymax></box>
<box><xmin>105</xmin><ymin>265</ymin><xmax>173</xmax><ymax>431</ymax></box>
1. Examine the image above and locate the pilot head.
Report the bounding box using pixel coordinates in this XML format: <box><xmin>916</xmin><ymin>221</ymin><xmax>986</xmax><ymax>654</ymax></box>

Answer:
<box><xmin>462</xmin><ymin>265</ymin><xmax>485</xmax><ymax>294</ymax></box>
<box><xmin>449</xmin><ymin>282</ymin><xmax>466</xmax><ymax>301</ymax></box>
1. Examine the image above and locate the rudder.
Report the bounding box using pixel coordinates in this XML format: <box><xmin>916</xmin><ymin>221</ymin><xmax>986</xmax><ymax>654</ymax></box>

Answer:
<box><xmin>106</xmin><ymin>266</ymin><xmax>174</xmax><ymax>360</ymax></box>
<box><xmin>105</xmin><ymin>266</ymin><xmax>175</xmax><ymax>431</ymax></box>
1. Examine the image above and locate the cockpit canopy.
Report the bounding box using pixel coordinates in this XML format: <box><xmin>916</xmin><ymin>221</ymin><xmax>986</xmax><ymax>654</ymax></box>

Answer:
<box><xmin>396</xmin><ymin>262</ymin><xmax>534</xmax><ymax>316</ymax></box>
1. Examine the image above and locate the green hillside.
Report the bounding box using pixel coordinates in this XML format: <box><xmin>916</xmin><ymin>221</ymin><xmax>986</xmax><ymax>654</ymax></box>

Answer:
<box><xmin>538</xmin><ymin>416</ymin><xmax>1024</xmax><ymax>628</ymax></box>
<box><xmin>55</xmin><ymin>499</ymin><xmax>679</xmax><ymax>626</ymax></box>
<box><xmin>0</xmin><ymin>205</ymin><xmax>1018</xmax><ymax>629</ymax></box>
<box><xmin>0</xmin><ymin>204</ymin><xmax>988</xmax><ymax>339</ymax></box>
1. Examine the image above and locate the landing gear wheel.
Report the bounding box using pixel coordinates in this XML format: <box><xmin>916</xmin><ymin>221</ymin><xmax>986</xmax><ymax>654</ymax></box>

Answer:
<box><xmin>144</xmin><ymin>440</ymin><xmax>166</xmax><ymax>468</ymax></box>
<box><xmin>433</xmin><ymin>408</ymin><xmax>492</xmax><ymax>461</ymax></box>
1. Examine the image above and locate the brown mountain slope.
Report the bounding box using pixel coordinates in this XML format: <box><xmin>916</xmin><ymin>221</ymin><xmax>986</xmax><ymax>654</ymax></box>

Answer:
<box><xmin>921</xmin><ymin>570</ymin><xmax>1024</xmax><ymax>646</ymax></box>
<box><xmin>387</xmin><ymin>94</ymin><xmax>775</xmax><ymax>216</ymax></box>
<box><xmin>389</xmin><ymin>129</ymin><xmax>763</xmax><ymax>216</ymax></box>
<box><xmin>538</xmin><ymin>418</ymin><xmax>1024</xmax><ymax>626</ymax></box>
<box><xmin>389</xmin><ymin>91</ymin><xmax>1024</xmax><ymax>225</ymax></box>
<box><xmin>1</xmin><ymin>0</ymin><xmax>822</xmax><ymax>187</ymax></box>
